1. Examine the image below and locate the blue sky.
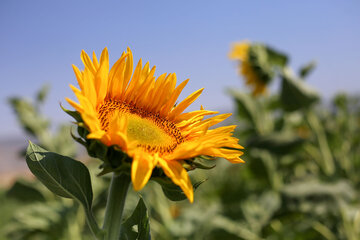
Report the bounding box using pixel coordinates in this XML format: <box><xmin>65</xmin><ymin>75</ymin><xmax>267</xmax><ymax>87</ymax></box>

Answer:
<box><xmin>1</xmin><ymin>1</ymin><xmax>359</xmax><ymax>138</ymax></box>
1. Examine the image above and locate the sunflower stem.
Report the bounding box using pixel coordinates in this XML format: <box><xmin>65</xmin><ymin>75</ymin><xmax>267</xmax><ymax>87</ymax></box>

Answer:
<box><xmin>103</xmin><ymin>172</ymin><xmax>131</xmax><ymax>240</ymax></box>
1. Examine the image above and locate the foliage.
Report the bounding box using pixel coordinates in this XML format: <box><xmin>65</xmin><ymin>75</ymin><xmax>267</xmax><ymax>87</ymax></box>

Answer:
<box><xmin>2</xmin><ymin>42</ymin><xmax>360</xmax><ymax>240</ymax></box>
<box><xmin>8</xmin><ymin>85</ymin><xmax>76</xmax><ymax>157</ymax></box>
<box><xmin>142</xmin><ymin>44</ymin><xmax>360</xmax><ymax>239</ymax></box>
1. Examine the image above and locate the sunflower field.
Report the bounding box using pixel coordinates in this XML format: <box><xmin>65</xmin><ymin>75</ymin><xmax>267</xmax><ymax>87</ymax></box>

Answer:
<box><xmin>1</xmin><ymin>41</ymin><xmax>360</xmax><ymax>240</ymax></box>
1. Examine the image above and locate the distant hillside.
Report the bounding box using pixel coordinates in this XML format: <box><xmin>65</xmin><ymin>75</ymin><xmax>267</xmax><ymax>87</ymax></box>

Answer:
<box><xmin>0</xmin><ymin>137</ymin><xmax>31</xmax><ymax>186</ymax></box>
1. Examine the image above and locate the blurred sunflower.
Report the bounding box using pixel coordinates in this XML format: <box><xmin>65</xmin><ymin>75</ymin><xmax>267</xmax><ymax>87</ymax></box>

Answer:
<box><xmin>229</xmin><ymin>42</ymin><xmax>267</xmax><ymax>96</ymax></box>
<box><xmin>67</xmin><ymin>47</ymin><xmax>244</xmax><ymax>202</ymax></box>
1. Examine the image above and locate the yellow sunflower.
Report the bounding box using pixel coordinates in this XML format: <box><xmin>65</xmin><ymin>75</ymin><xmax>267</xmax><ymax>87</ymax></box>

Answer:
<box><xmin>66</xmin><ymin>47</ymin><xmax>244</xmax><ymax>202</ymax></box>
<box><xmin>229</xmin><ymin>42</ymin><xmax>267</xmax><ymax>96</ymax></box>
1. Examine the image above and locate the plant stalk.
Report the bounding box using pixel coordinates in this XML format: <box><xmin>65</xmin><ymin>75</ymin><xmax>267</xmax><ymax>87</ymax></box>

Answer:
<box><xmin>103</xmin><ymin>172</ymin><xmax>131</xmax><ymax>240</ymax></box>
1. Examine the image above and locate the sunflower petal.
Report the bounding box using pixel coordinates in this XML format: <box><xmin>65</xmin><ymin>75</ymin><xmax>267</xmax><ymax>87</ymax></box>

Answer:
<box><xmin>72</xmin><ymin>65</ymin><xmax>84</xmax><ymax>91</ymax></box>
<box><xmin>158</xmin><ymin>158</ymin><xmax>194</xmax><ymax>203</ymax></box>
<box><xmin>68</xmin><ymin>47</ymin><xmax>244</xmax><ymax>203</ymax></box>
<box><xmin>169</xmin><ymin>88</ymin><xmax>204</xmax><ymax>120</ymax></box>
<box><xmin>81</xmin><ymin>50</ymin><xmax>97</xmax><ymax>75</ymax></box>
<box><xmin>131</xmin><ymin>152</ymin><xmax>157</xmax><ymax>191</ymax></box>
<box><xmin>160</xmin><ymin>79</ymin><xmax>189</xmax><ymax>116</ymax></box>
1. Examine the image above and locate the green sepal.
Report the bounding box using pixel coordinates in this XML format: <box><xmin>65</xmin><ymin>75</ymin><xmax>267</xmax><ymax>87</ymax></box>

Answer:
<box><xmin>70</xmin><ymin>118</ymin><xmax>133</xmax><ymax>176</ymax></box>
<box><xmin>70</xmin><ymin>129</ymin><xmax>87</xmax><ymax>146</ymax></box>
<box><xmin>183</xmin><ymin>156</ymin><xmax>216</xmax><ymax>171</ymax></box>
<box><xmin>62</xmin><ymin>106</ymin><xmax>131</xmax><ymax>174</ymax></box>
<box><xmin>120</xmin><ymin>197</ymin><xmax>151</xmax><ymax>240</ymax></box>
<box><xmin>153</xmin><ymin>177</ymin><xmax>206</xmax><ymax>201</ymax></box>
<box><xmin>97</xmin><ymin>149</ymin><xmax>132</xmax><ymax>176</ymax></box>
<box><xmin>60</xmin><ymin>103</ymin><xmax>82</xmax><ymax>122</ymax></box>
<box><xmin>87</xmin><ymin>139</ymin><xmax>108</xmax><ymax>160</ymax></box>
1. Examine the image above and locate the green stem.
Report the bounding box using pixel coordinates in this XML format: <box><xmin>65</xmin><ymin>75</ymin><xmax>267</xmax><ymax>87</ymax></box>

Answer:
<box><xmin>103</xmin><ymin>173</ymin><xmax>131</xmax><ymax>240</ymax></box>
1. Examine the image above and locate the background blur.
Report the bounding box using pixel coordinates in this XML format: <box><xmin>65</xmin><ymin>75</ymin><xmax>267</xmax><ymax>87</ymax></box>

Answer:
<box><xmin>1</xmin><ymin>1</ymin><xmax>360</xmax><ymax>239</ymax></box>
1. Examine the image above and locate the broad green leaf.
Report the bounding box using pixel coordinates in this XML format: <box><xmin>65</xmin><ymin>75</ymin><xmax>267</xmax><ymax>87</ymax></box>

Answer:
<box><xmin>280</xmin><ymin>68</ymin><xmax>319</xmax><ymax>112</ymax></box>
<box><xmin>6</xmin><ymin>179</ymin><xmax>46</xmax><ymax>203</ymax></box>
<box><xmin>154</xmin><ymin>177</ymin><xmax>206</xmax><ymax>201</ymax></box>
<box><xmin>26</xmin><ymin>141</ymin><xmax>93</xmax><ymax>205</ymax></box>
<box><xmin>121</xmin><ymin>197</ymin><xmax>151</xmax><ymax>240</ymax></box>
<box><xmin>25</xmin><ymin>141</ymin><xmax>101</xmax><ymax>237</ymax></box>
<box><xmin>266</xmin><ymin>46</ymin><xmax>288</xmax><ymax>67</ymax></box>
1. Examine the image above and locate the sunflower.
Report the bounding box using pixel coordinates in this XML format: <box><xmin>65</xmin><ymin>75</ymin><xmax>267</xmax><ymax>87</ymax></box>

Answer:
<box><xmin>66</xmin><ymin>47</ymin><xmax>244</xmax><ymax>202</ymax></box>
<box><xmin>229</xmin><ymin>42</ymin><xmax>267</xmax><ymax>96</ymax></box>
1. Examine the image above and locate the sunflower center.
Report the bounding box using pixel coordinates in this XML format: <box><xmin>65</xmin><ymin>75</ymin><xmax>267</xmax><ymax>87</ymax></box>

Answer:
<box><xmin>98</xmin><ymin>100</ymin><xmax>184</xmax><ymax>154</ymax></box>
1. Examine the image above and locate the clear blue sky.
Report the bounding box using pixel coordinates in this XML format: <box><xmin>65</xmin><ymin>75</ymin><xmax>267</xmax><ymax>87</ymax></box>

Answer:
<box><xmin>1</xmin><ymin>1</ymin><xmax>359</xmax><ymax>138</ymax></box>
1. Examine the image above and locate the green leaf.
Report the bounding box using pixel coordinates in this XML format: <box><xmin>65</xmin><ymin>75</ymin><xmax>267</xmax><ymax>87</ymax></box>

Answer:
<box><xmin>248</xmin><ymin>44</ymin><xmax>274</xmax><ymax>85</ymax></box>
<box><xmin>210</xmin><ymin>215</ymin><xmax>259</xmax><ymax>240</ymax></box>
<box><xmin>246</xmin><ymin>133</ymin><xmax>305</xmax><ymax>155</ymax></box>
<box><xmin>299</xmin><ymin>61</ymin><xmax>316</xmax><ymax>79</ymax></box>
<box><xmin>53</xmin><ymin>124</ymin><xmax>77</xmax><ymax>157</ymax></box>
<box><xmin>8</xmin><ymin>98</ymin><xmax>50</xmax><ymax>137</ymax></box>
<box><xmin>280</xmin><ymin>68</ymin><xmax>319</xmax><ymax>112</ymax></box>
<box><xmin>282</xmin><ymin>180</ymin><xmax>356</xmax><ymax>201</ymax></box>
<box><xmin>282</xmin><ymin>180</ymin><xmax>356</xmax><ymax>217</ymax></box>
<box><xmin>9</xmin><ymin>90</ymin><xmax>76</xmax><ymax>156</ymax></box>
<box><xmin>241</xmin><ymin>191</ymin><xmax>281</xmax><ymax>233</ymax></box>
<box><xmin>5</xmin><ymin>201</ymin><xmax>74</xmax><ymax>239</ymax></box>
<box><xmin>266</xmin><ymin>46</ymin><xmax>288</xmax><ymax>67</ymax></box>
<box><xmin>121</xmin><ymin>197</ymin><xmax>151</xmax><ymax>240</ymax></box>
<box><xmin>36</xmin><ymin>84</ymin><xmax>50</xmax><ymax>103</ymax></box>
<box><xmin>154</xmin><ymin>177</ymin><xmax>206</xmax><ymax>201</ymax></box>
<box><xmin>6</xmin><ymin>179</ymin><xmax>46</xmax><ymax>203</ymax></box>
<box><xmin>25</xmin><ymin>141</ymin><xmax>101</xmax><ymax>237</ymax></box>
<box><xmin>228</xmin><ymin>89</ymin><xmax>259</xmax><ymax>126</ymax></box>
<box><xmin>26</xmin><ymin>141</ymin><xmax>93</xmax><ymax>204</ymax></box>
